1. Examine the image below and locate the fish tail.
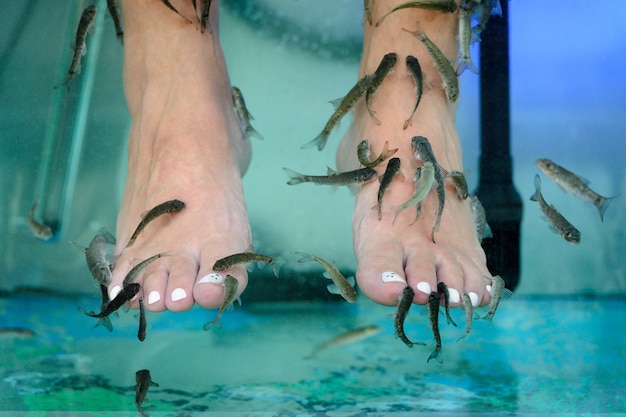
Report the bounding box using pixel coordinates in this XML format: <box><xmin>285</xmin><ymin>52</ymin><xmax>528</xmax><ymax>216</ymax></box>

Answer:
<box><xmin>446</xmin><ymin>313</ymin><xmax>458</xmax><ymax>327</ymax></box>
<box><xmin>427</xmin><ymin>347</ymin><xmax>443</xmax><ymax>364</ymax></box>
<box><xmin>479</xmin><ymin>313</ymin><xmax>494</xmax><ymax>327</ymax></box>
<box><xmin>202</xmin><ymin>318</ymin><xmax>221</xmax><ymax>331</ymax></box>
<box><xmin>300</xmin><ymin>133</ymin><xmax>328</xmax><ymax>151</ymax></box>
<box><xmin>294</xmin><ymin>252</ymin><xmax>313</xmax><ymax>263</ymax></box>
<box><xmin>457</xmin><ymin>332</ymin><xmax>469</xmax><ymax>342</ymax></box>
<box><xmin>53</xmin><ymin>75</ymin><xmax>71</xmax><ymax>91</ymax></box>
<box><xmin>597</xmin><ymin>194</ymin><xmax>619</xmax><ymax>222</ymax></box>
<box><xmin>244</xmin><ymin>125</ymin><xmax>264</xmax><ymax>140</ymax></box>
<box><xmin>96</xmin><ymin>316</ymin><xmax>114</xmax><ymax>332</ymax></box>
<box><xmin>283</xmin><ymin>168</ymin><xmax>305</xmax><ymax>185</ymax></box>
<box><xmin>456</xmin><ymin>58</ymin><xmax>479</xmax><ymax>76</ymax></box>
<box><xmin>271</xmin><ymin>257</ymin><xmax>286</xmax><ymax>278</ymax></box>
<box><xmin>530</xmin><ymin>174</ymin><xmax>541</xmax><ymax>202</ymax></box>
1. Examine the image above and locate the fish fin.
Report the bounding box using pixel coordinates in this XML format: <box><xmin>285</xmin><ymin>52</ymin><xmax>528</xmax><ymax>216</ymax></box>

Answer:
<box><xmin>98</xmin><ymin>227</ymin><xmax>117</xmax><ymax>244</ymax></box>
<box><xmin>456</xmin><ymin>59</ymin><xmax>479</xmax><ymax>76</ymax></box>
<box><xmin>322</xmin><ymin>271</ymin><xmax>333</xmax><ymax>280</ymax></box>
<box><xmin>203</xmin><ymin>318</ymin><xmax>221</xmax><ymax>330</ymax></box>
<box><xmin>244</xmin><ymin>126</ymin><xmax>264</xmax><ymax>141</ymax></box>
<box><xmin>96</xmin><ymin>317</ymin><xmax>113</xmax><ymax>332</ymax></box>
<box><xmin>427</xmin><ymin>347</ymin><xmax>443</xmax><ymax>364</ymax></box>
<box><xmin>457</xmin><ymin>333</ymin><xmax>469</xmax><ymax>342</ymax></box>
<box><xmin>326</xmin><ymin>283</ymin><xmax>341</xmax><ymax>295</ymax></box>
<box><xmin>529</xmin><ymin>174</ymin><xmax>541</xmax><ymax>201</ymax></box>
<box><xmin>346</xmin><ymin>276</ymin><xmax>356</xmax><ymax>287</ymax></box>
<box><xmin>271</xmin><ymin>257</ymin><xmax>286</xmax><ymax>277</ymax></box>
<box><xmin>598</xmin><ymin>194</ymin><xmax>620</xmax><ymax>222</ymax></box>
<box><xmin>301</xmin><ymin>133</ymin><xmax>328</xmax><ymax>151</ymax></box>
<box><xmin>151</xmin><ymin>381</ymin><xmax>160</xmax><ymax>388</ymax></box>
<box><xmin>53</xmin><ymin>76</ymin><xmax>71</xmax><ymax>91</ymax></box>
<box><xmin>327</xmin><ymin>166</ymin><xmax>338</xmax><ymax>176</ymax></box>
<box><xmin>501</xmin><ymin>288</ymin><xmax>514</xmax><ymax>300</ymax></box>
<box><xmin>438</xmin><ymin>165</ymin><xmax>450</xmax><ymax>177</ymax></box>
<box><xmin>295</xmin><ymin>251</ymin><xmax>313</xmax><ymax>263</ymax></box>
<box><xmin>71</xmin><ymin>241</ymin><xmax>87</xmax><ymax>253</ymax></box>
<box><xmin>329</xmin><ymin>97</ymin><xmax>343</xmax><ymax>110</ymax></box>
<box><xmin>491</xmin><ymin>0</ymin><xmax>503</xmax><ymax>16</ymax></box>
<box><xmin>483</xmin><ymin>223</ymin><xmax>493</xmax><ymax>239</ymax></box>
<box><xmin>283</xmin><ymin>167</ymin><xmax>305</xmax><ymax>185</ymax></box>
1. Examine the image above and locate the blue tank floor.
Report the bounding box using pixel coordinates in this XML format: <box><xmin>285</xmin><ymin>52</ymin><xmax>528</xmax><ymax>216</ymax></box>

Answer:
<box><xmin>1</xmin><ymin>293</ymin><xmax>624</xmax><ymax>415</ymax></box>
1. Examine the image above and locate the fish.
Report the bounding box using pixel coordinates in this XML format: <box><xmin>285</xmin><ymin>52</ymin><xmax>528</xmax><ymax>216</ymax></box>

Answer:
<box><xmin>375</xmin><ymin>0</ymin><xmax>458</xmax><ymax>27</ymax></box>
<box><xmin>213</xmin><ymin>251</ymin><xmax>283</xmax><ymax>277</ymax></box>
<box><xmin>357</xmin><ymin>140</ymin><xmax>399</xmax><ymax>168</ymax></box>
<box><xmin>72</xmin><ymin>227</ymin><xmax>117</xmax><ymax>286</ymax></box>
<box><xmin>0</xmin><ymin>327</ymin><xmax>35</xmax><ymax>338</ymax></box>
<box><xmin>28</xmin><ymin>202</ymin><xmax>53</xmax><ymax>240</ymax></box>
<box><xmin>96</xmin><ymin>284</ymin><xmax>114</xmax><ymax>332</ymax></box>
<box><xmin>457</xmin><ymin>291</ymin><xmax>474</xmax><ymax>342</ymax></box>
<box><xmin>54</xmin><ymin>5</ymin><xmax>97</xmax><ymax>92</ymax></box>
<box><xmin>301</xmin><ymin>75</ymin><xmax>371</xmax><ymax>150</ymax></box>
<box><xmin>536</xmin><ymin>158</ymin><xmax>618</xmax><ymax>222</ymax></box>
<box><xmin>472</xmin><ymin>0</ymin><xmax>499</xmax><ymax>40</ymax></box>
<box><xmin>203</xmin><ymin>274</ymin><xmax>239</xmax><ymax>330</ymax></box>
<box><xmin>394</xmin><ymin>286</ymin><xmax>425</xmax><ymax>348</ymax></box>
<box><xmin>480</xmin><ymin>275</ymin><xmax>511</xmax><ymax>325</ymax></box>
<box><xmin>404</xmin><ymin>29</ymin><xmax>459</xmax><ymax>103</ymax></box>
<box><xmin>365</xmin><ymin>53</ymin><xmax>398</xmax><ymax>125</ymax></box>
<box><xmin>296</xmin><ymin>252</ymin><xmax>357</xmax><ymax>303</ymax></box>
<box><xmin>404</xmin><ymin>55</ymin><xmax>425</xmax><ymax>129</ymax></box>
<box><xmin>126</xmin><ymin>199</ymin><xmax>186</xmax><ymax>247</ymax></box>
<box><xmin>106</xmin><ymin>0</ymin><xmax>123</xmax><ymax>42</ymax></box>
<box><xmin>232</xmin><ymin>86</ymin><xmax>263</xmax><ymax>140</ymax></box>
<box><xmin>427</xmin><ymin>291</ymin><xmax>443</xmax><ymax>363</ymax></box>
<box><xmin>437</xmin><ymin>282</ymin><xmax>457</xmax><ymax>327</ymax></box>
<box><xmin>468</xmin><ymin>195</ymin><xmax>493</xmax><ymax>242</ymax></box>
<box><xmin>123</xmin><ymin>253</ymin><xmax>168</xmax><ymax>287</ymax></box>
<box><xmin>305</xmin><ymin>325</ymin><xmax>380</xmax><ymax>359</ymax></box>
<box><xmin>159</xmin><ymin>0</ymin><xmax>192</xmax><ymax>24</ymax></box>
<box><xmin>199</xmin><ymin>0</ymin><xmax>212</xmax><ymax>33</ymax></box>
<box><xmin>449</xmin><ymin>170</ymin><xmax>469</xmax><ymax>199</ymax></box>
<box><xmin>133</xmin><ymin>369</ymin><xmax>159</xmax><ymax>417</ymax></box>
<box><xmin>393</xmin><ymin>161</ymin><xmax>435</xmax><ymax>224</ymax></box>
<box><xmin>456</xmin><ymin>6</ymin><xmax>479</xmax><ymax>75</ymax></box>
<box><xmin>530</xmin><ymin>174</ymin><xmax>581</xmax><ymax>244</ymax></box>
<box><xmin>78</xmin><ymin>283</ymin><xmax>141</xmax><ymax>319</ymax></box>
<box><xmin>137</xmin><ymin>297</ymin><xmax>147</xmax><ymax>341</ymax></box>
<box><xmin>375</xmin><ymin>157</ymin><xmax>403</xmax><ymax>220</ymax></box>
<box><xmin>283</xmin><ymin>166</ymin><xmax>377</xmax><ymax>187</ymax></box>
<box><xmin>411</xmin><ymin>136</ymin><xmax>446</xmax><ymax>242</ymax></box>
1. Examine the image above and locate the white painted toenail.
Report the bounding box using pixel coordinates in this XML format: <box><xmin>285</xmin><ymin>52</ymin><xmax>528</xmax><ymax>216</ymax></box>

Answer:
<box><xmin>416</xmin><ymin>282</ymin><xmax>431</xmax><ymax>295</ymax></box>
<box><xmin>110</xmin><ymin>285</ymin><xmax>121</xmax><ymax>300</ymax></box>
<box><xmin>381</xmin><ymin>271</ymin><xmax>406</xmax><ymax>284</ymax></box>
<box><xmin>468</xmin><ymin>292</ymin><xmax>479</xmax><ymax>307</ymax></box>
<box><xmin>147</xmin><ymin>291</ymin><xmax>161</xmax><ymax>305</ymax></box>
<box><xmin>171</xmin><ymin>288</ymin><xmax>187</xmax><ymax>302</ymax></box>
<box><xmin>448</xmin><ymin>287</ymin><xmax>460</xmax><ymax>304</ymax></box>
<box><xmin>486</xmin><ymin>285</ymin><xmax>492</xmax><ymax>294</ymax></box>
<box><xmin>198</xmin><ymin>272</ymin><xmax>224</xmax><ymax>284</ymax></box>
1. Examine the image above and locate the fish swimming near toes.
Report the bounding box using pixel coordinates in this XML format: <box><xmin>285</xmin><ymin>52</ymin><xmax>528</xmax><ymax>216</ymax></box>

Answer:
<box><xmin>305</xmin><ymin>325</ymin><xmax>380</xmax><ymax>359</ymax></box>
<box><xmin>203</xmin><ymin>274</ymin><xmax>240</xmax><ymax>330</ymax></box>
<box><xmin>530</xmin><ymin>174</ymin><xmax>581</xmax><ymax>244</ymax></box>
<box><xmin>365</xmin><ymin>53</ymin><xmax>398</xmax><ymax>124</ymax></box>
<box><xmin>296</xmin><ymin>252</ymin><xmax>357</xmax><ymax>302</ymax></box>
<box><xmin>134</xmin><ymin>369</ymin><xmax>159</xmax><ymax>417</ymax></box>
<box><xmin>126</xmin><ymin>199</ymin><xmax>185</xmax><ymax>247</ymax></box>
<box><xmin>480</xmin><ymin>275</ymin><xmax>512</xmax><ymax>325</ymax></box>
<box><xmin>427</xmin><ymin>291</ymin><xmax>443</xmax><ymax>363</ymax></box>
<box><xmin>283</xmin><ymin>166</ymin><xmax>377</xmax><ymax>187</ymax></box>
<box><xmin>394</xmin><ymin>286</ymin><xmax>425</xmax><ymax>348</ymax></box>
<box><xmin>375</xmin><ymin>157</ymin><xmax>403</xmax><ymax>220</ymax></box>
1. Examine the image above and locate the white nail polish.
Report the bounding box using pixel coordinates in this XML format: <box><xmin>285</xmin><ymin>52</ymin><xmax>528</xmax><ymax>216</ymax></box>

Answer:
<box><xmin>468</xmin><ymin>292</ymin><xmax>479</xmax><ymax>307</ymax></box>
<box><xmin>147</xmin><ymin>291</ymin><xmax>161</xmax><ymax>305</ymax></box>
<box><xmin>381</xmin><ymin>271</ymin><xmax>406</xmax><ymax>284</ymax></box>
<box><xmin>486</xmin><ymin>285</ymin><xmax>492</xmax><ymax>294</ymax></box>
<box><xmin>171</xmin><ymin>288</ymin><xmax>187</xmax><ymax>302</ymax></box>
<box><xmin>198</xmin><ymin>272</ymin><xmax>224</xmax><ymax>284</ymax></box>
<box><xmin>416</xmin><ymin>282</ymin><xmax>431</xmax><ymax>295</ymax></box>
<box><xmin>448</xmin><ymin>287</ymin><xmax>460</xmax><ymax>304</ymax></box>
<box><xmin>110</xmin><ymin>285</ymin><xmax>121</xmax><ymax>300</ymax></box>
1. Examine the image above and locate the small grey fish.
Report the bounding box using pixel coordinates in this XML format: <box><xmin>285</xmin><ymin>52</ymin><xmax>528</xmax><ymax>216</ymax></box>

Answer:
<box><xmin>203</xmin><ymin>274</ymin><xmax>239</xmax><ymax>330</ymax></box>
<box><xmin>404</xmin><ymin>55</ymin><xmax>425</xmax><ymax>129</ymax></box>
<box><xmin>469</xmin><ymin>195</ymin><xmax>493</xmax><ymax>242</ymax></box>
<box><xmin>480</xmin><ymin>275</ymin><xmax>511</xmax><ymax>325</ymax></box>
<box><xmin>449</xmin><ymin>170</ymin><xmax>469</xmax><ymax>199</ymax></box>
<box><xmin>437</xmin><ymin>282</ymin><xmax>457</xmax><ymax>327</ymax></box>
<box><xmin>457</xmin><ymin>291</ymin><xmax>474</xmax><ymax>342</ymax></box>
<box><xmin>123</xmin><ymin>253</ymin><xmax>167</xmax><ymax>287</ymax></box>
<box><xmin>394</xmin><ymin>286</ymin><xmax>425</xmax><ymax>348</ymax></box>
<box><xmin>296</xmin><ymin>252</ymin><xmax>357</xmax><ymax>303</ymax></box>
<box><xmin>213</xmin><ymin>251</ymin><xmax>282</xmax><ymax>277</ymax></box>
<box><xmin>106</xmin><ymin>0</ymin><xmax>123</xmax><ymax>42</ymax></box>
<box><xmin>306</xmin><ymin>325</ymin><xmax>380</xmax><ymax>359</ymax></box>
<box><xmin>72</xmin><ymin>227</ymin><xmax>117</xmax><ymax>286</ymax></box>
<box><xmin>97</xmin><ymin>284</ymin><xmax>113</xmax><ymax>332</ymax></box>
<box><xmin>404</xmin><ymin>29</ymin><xmax>459</xmax><ymax>102</ymax></box>
<box><xmin>376</xmin><ymin>0</ymin><xmax>457</xmax><ymax>27</ymax></box>
<box><xmin>54</xmin><ymin>5</ymin><xmax>97</xmax><ymax>91</ymax></box>
<box><xmin>365</xmin><ymin>53</ymin><xmax>398</xmax><ymax>125</ymax></box>
<box><xmin>199</xmin><ymin>0</ymin><xmax>212</xmax><ymax>33</ymax></box>
<box><xmin>393</xmin><ymin>161</ymin><xmax>435</xmax><ymax>223</ymax></box>
<box><xmin>302</xmin><ymin>76</ymin><xmax>371</xmax><ymax>150</ymax></box>
<box><xmin>283</xmin><ymin>166</ymin><xmax>377</xmax><ymax>187</ymax></box>
<box><xmin>28</xmin><ymin>202</ymin><xmax>53</xmax><ymax>240</ymax></box>
<box><xmin>134</xmin><ymin>369</ymin><xmax>159</xmax><ymax>417</ymax></box>
<box><xmin>137</xmin><ymin>297</ymin><xmax>147</xmax><ymax>341</ymax></box>
<box><xmin>530</xmin><ymin>174</ymin><xmax>581</xmax><ymax>244</ymax></box>
<box><xmin>536</xmin><ymin>158</ymin><xmax>618</xmax><ymax>222</ymax></box>
<box><xmin>457</xmin><ymin>6</ymin><xmax>478</xmax><ymax>75</ymax></box>
<box><xmin>126</xmin><ymin>199</ymin><xmax>186</xmax><ymax>247</ymax></box>
<box><xmin>472</xmin><ymin>0</ymin><xmax>497</xmax><ymax>40</ymax></box>
<box><xmin>159</xmin><ymin>0</ymin><xmax>192</xmax><ymax>23</ymax></box>
<box><xmin>357</xmin><ymin>140</ymin><xmax>399</xmax><ymax>168</ymax></box>
<box><xmin>78</xmin><ymin>283</ymin><xmax>141</xmax><ymax>319</ymax></box>
<box><xmin>232</xmin><ymin>86</ymin><xmax>263</xmax><ymax>140</ymax></box>
<box><xmin>427</xmin><ymin>291</ymin><xmax>443</xmax><ymax>363</ymax></box>
<box><xmin>0</xmin><ymin>327</ymin><xmax>35</xmax><ymax>338</ymax></box>
<box><xmin>411</xmin><ymin>136</ymin><xmax>446</xmax><ymax>242</ymax></box>
<box><xmin>375</xmin><ymin>157</ymin><xmax>402</xmax><ymax>220</ymax></box>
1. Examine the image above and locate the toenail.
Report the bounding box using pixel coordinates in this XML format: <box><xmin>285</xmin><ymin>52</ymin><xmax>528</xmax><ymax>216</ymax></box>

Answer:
<box><xmin>448</xmin><ymin>287</ymin><xmax>460</xmax><ymax>304</ymax></box>
<box><xmin>468</xmin><ymin>292</ymin><xmax>479</xmax><ymax>307</ymax></box>
<box><xmin>147</xmin><ymin>291</ymin><xmax>161</xmax><ymax>305</ymax></box>
<box><xmin>381</xmin><ymin>271</ymin><xmax>406</xmax><ymax>284</ymax></box>
<box><xmin>110</xmin><ymin>285</ymin><xmax>121</xmax><ymax>299</ymax></box>
<box><xmin>198</xmin><ymin>272</ymin><xmax>224</xmax><ymax>284</ymax></box>
<box><xmin>486</xmin><ymin>285</ymin><xmax>492</xmax><ymax>294</ymax></box>
<box><xmin>171</xmin><ymin>288</ymin><xmax>187</xmax><ymax>302</ymax></box>
<box><xmin>416</xmin><ymin>282</ymin><xmax>431</xmax><ymax>295</ymax></box>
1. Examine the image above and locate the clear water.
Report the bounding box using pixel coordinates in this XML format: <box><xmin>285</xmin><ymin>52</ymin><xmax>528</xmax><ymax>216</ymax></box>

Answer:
<box><xmin>1</xmin><ymin>0</ymin><xmax>626</xmax><ymax>415</ymax></box>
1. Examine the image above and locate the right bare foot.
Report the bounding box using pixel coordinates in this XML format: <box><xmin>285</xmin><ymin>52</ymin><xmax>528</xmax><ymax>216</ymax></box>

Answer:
<box><xmin>109</xmin><ymin>0</ymin><xmax>253</xmax><ymax>312</ymax></box>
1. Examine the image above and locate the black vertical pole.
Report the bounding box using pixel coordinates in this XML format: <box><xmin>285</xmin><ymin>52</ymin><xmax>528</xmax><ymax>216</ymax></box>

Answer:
<box><xmin>474</xmin><ymin>0</ymin><xmax>523</xmax><ymax>291</ymax></box>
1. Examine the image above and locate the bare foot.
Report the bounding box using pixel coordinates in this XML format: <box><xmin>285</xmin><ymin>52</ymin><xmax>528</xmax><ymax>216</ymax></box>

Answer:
<box><xmin>109</xmin><ymin>0</ymin><xmax>252</xmax><ymax>312</ymax></box>
<box><xmin>337</xmin><ymin>0</ymin><xmax>493</xmax><ymax>307</ymax></box>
